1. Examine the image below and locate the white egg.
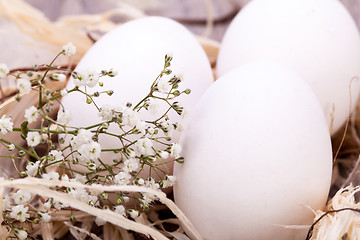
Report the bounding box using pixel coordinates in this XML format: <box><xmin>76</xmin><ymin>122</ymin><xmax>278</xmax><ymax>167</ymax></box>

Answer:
<box><xmin>216</xmin><ymin>0</ymin><xmax>360</xmax><ymax>134</ymax></box>
<box><xmin>174</xmin><ymin>62</ymin><xmax>332</xmax><ymax>240</ymax></box>
<box><xmin>60</xmin><ymin>16</ymin><xmax>214</xmax><ymax>174</ymax></box>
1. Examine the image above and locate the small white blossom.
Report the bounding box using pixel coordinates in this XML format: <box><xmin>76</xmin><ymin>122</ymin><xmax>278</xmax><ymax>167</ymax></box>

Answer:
<box><xmin>57</xmin><ymin>108</ymin><xmax>72</xmax><ymax>125</ymax></box>
<box><xmin>160</xmin><ymin>121</ymin><xmax>173</xmax><ymax>135</ymax></box>
<box><xmin>114</xmin><ymin>172</ymin><xmax>131</xmax><ymax>185</ymax></box>
<box><xmin>162</xmin><ymin>175</ymin><xmax>176</xmax><ymax>188</ymax></box>
<box><xmin>15</xmin><ymin>229</ymin><xmax>27</xmax><ymax>240</ymax></box>
<box><xmin>99</xmin><ymin>104</ymin><xmax>114</xmax><ymax>121</ymax></box>
<box><xmin>170</xmin><ymin>143</ymin><xmax>182</xmax><ymax>158</ymax></box>
<box><xmin>9</xmin><ymin>205</ymin><xmax>29</xmax><ymax>222</ymax></box>
<box><xmin>51</xmin><ymin>73</ymin><xmax>66</xmax><ymax>81</ymax></box>
<box><xmin>16</xmin><ymin>78</ymin><xmax>31</xmax><ymax>95</ymax></box>
<box><xmin>78</xmin><ymin>141</ymin><xmax>101</xmax><ymax>161</ymax></box>
<box><xmin>26</xmin><ymin>161</ymin><xmax>40</xmax><ymax>177</ymax></box>
<box><xmin>147</xmin><ymin>127</ymin><xmax>155</xmax><ymax>135</ymax></box>
<box><xmin>127</xmin><ymin>209</ymin><xmax>139</xmax><ymax>219</ymax></box>
<box><xmin>13</xmin><ymin>190</ymin><xmax>31</xmax><ymax>205</ymax></box>
<box><xmin>181</xmin><ymin>107</ymin><xmax>189</xmax><ymax>118</ymax></box>
<box><xmin>108</xmin><ymin>68</ymin><xmax>118</xmax><ymax>77</ymax></box>
<box><xmin>62</xmin><ymin>42</ymin><xmax>76</xmax><ymax>56</ymax></box>
<box><xmin>145</xmin><ymin>177</ymin><xmax>160</xmax><ymax>190</ymax></box>
<box><xmin>0</xmin><ymin>63</ymin><xmax>9</xmax><ymax>78</ymax></box>
<box><xmin>41</xmin><ymin>212</ymin><xmax>52</xmax><ymax>223</ymax></box>
<box><xmin>43</xmin><ymin>199</ymin><xmax>52</xmax><ymax>210</ymax></box>
<box><xmin>3</xmin><ymin>194</ymin><xmax>11</xmax><ymax>210</ymax></box>
<box><xmin>148</xmin><ymin>99</ymin><xmax>160</xmax><ymax>115</ymax></box>
<box><xmin>53</xmin><ymin>200</ymin><xmax>69</xmax><ymax>210</ymax></box>
<box><xmin>135</xmin><ymin>121</ymin><xmax>147</xmax><ymax>135</ymax></box>
<box><xmin>24</xmin><ymin>106</ymin><xmax>39</xmax><ymax>123</ymax></box>
<box><xmin>122</xmin><ymin>107</ymin><xmax>140</xmax><ymax>127</ymax></box>
<box><xmin>114</xmin><ymin>205</ymin><xmax>126</xmax><ymax>216</ymax></box>
<box><xmin>7</xmin><ymin>143</ymin><xmax>15</xmax><ymax>151</ymax></box>
<box><xmin>60</xmin><ymin>88</ymin><xmax>68</xmax><ymax>96</ymax></box>
<box><xmin>158</xmin><ymin>150</ymin><xmax>169</xmax><ymax>159</ymax></box>
<box><xmin>157</xmin><ymin>78</ymin><xmax>171</xmax><ymax>93</ymax></box>
<box><xmin>70</xmin><ymin>129</ymin><xmax>93</xmax><ymax>150</ymax></box>
<box><xmin>135</xmin><ymin>138</ymin><xmax>154</xmax><ymax>156</ymax></box>
<box><xmin>141</xmin><ymin>192</ymin><xmax>157</xmax><ymax>206</ymax></box>
<box><xmin>49</xmin><ymin>150</ymin><xmax>64</xmax><ymax>162</ymax></box>
<box><xmin>0</xmin><ymin>115</ymin><xmax>13</xmax><ymax>134</ymax></box>
<box><xmin>68</xmin><ymin>188</ymin><xmax>97</xmax><ymax>206</ymax></box>
<box><xmin>61</xmin><ymin>174</ymin><xmax>70</xmax><ymax>182</ymax></box>
<box><xmin>95</xmin><ymin>216</ymin><xmax>107</xmax><ymax>226</ymax></box>
<box><xmin>75</xmin><ymin>69</ymin><xmax>100</xmax><ymax>88</ymax></box>
<box><xmin>42</xmin><ymin>171</ymin><xmax>59</xmax><ymax>181</ymax></box>
<box><xmin>26</xmin><ymin>132</ymin><xmax>41</xmax><ymax>147</ymax></box>
<box><xmin>123</xmin><ymin>158</ymin><xmax>139</xmax><ymax>173</ymax></box>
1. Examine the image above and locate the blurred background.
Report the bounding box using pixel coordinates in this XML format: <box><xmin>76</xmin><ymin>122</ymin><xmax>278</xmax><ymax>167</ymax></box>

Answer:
<box><xmin>1</xmin><ymin>0</ymin><xmax>360</xmax><ymax>68</ymax></box>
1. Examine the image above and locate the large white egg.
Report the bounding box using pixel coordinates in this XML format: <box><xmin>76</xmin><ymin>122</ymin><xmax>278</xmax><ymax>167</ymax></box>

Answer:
<box><xmin>174</xmin><ymin>62</ymin><xmax>332</xmax><ymax>240</ymax></box>
<box><xmin>216</xmin><ymin>0</ymin><xmax>360</xmax><ymax>134</ymax></box>
<box><xmin>61</xmin><ymin>17</ymin><xmax>213</xmax><ymax>173</ymax></box>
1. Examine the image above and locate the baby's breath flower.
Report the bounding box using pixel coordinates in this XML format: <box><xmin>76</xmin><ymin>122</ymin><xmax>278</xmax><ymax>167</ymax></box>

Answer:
<box><xmin>0</xmin><ymin>63</ymin><xmax>9</xmax><ymax>78</ymax></box>
<box><xmin>60</xmin><ymin>88</ymin><xmax>68</xmax><ymax>96</ymax></box>
<box><xmin>26</xmin><ymin>132</ymin><xmax>41</xmax><ymax>147</ymax></box>
<box><xmin>78</xmin><ymin>142</ymin><xmax>101</xmax><ymax>161</ymax></box>
<box><xmin>42</xmin><ymin>171</ymin><xmax>59</xmax><ymax>181</ymax></box>
<box><xmin>13</xmin><ymin>190</ymin><xmax>31</xmax><ymax>205</ymax></box>
<box><xmin>0</xmin><ymin>115</ymin><xmax>13</xmax><ymax>134</ymax></box>
<box><xmin>170</xmin><ymin>143</ymin><xmax>182</xmax><ymax>158</ymax></box>
<box><xmin>123</xmin><ymin>158</ymin><xmax>139</xmax><ymax>173</ymax></box>
<box><xmin>51</xmin><ymin>73</ymin><xmax>66</xmax><ymax>81</ymax></box>
<box><xmin>135</xmin><ymin>120</ymin><xmax>147</xmax><ymax>135</ymax></box>
<box><xmin>127</xmin><ymin>209</ymin><xmax>139</xmax><ymax>219</ymax></box>
<box><xmin>57</xmin><ymin>108</ymin><xmax>72</xmax><ymax>125</ymax></box>
<box><xmin>9</xmin><ymin>205</ymin><xmax>29</xmax><ymax>222</ymax></box>
<box><xmin>147</xmin><ymin>127</ymin><xmax>155</xmax><ymax>135</ymax></box>
<box><xmin>75</xmin><ymin>69</ymin><xmax>100</xmax><ymax>88</ymax></box>
<box><xmin>43</xmin><ymin>199</ymin><xmax>52</xmax><ymax>210</ymax></box>
<box><xmin>40</xmin><ymin>212</ymin><xmax>52</xmax><ymax>223</ymax></box>
<box><xmin>181</xmin><ymin>107</ymin><xmax>189</xmax><ymax>118</ymax></box>
<box><xmin>108</xmin><ymin>68</ymin><xmax>118</xmax><ymax>77</ymax></box>
<box><xmin>148</xmin><ymin>98</ymin><xmax>160</xmax><ymax>115</ymax></box>
<box><xmin>135</xmin><ymin>138</ymin><xmax>153</xmax><ymax>156</ymax></box>
<box><xmin>157</xmin><ymin>77</ymin><xmax>171</xmax><ymax>93</ymax></box>
<box><xmin>16</xmin><ymin>78</ymin><xmax>31</xmax><ymax>95</ymax></box>
<box><xmin>62</xmin><ymin>42</ymin><xmax>76</xmax><ymax>56</ymax></box>
<box><xmin>49</xmin><ymin>150</ymin><xmax>64</xmax><ymax>162</ymax></box>
<box><xmin>26</xmin><ymin>161</ymin><xmax>40</xmax><ymax>177</ymax></box>
<box><xmin>145</xmin><ymin>177</ymin><xmax>160</xmax><ymax>190</ymax></box>
<box><xmin>70</xmin><ymin>129</ymin><xmax>93</xmax><ymax>150</ymax></box>
<box><xmin>162</xmin><ymin>175</ymin><xmax>176</xmax><ymax>188</ymax></box>
<box><xmin>158</xmin><ymin>150</ymin><xmax>169</xmax><ymax>159</ymax></box>
<box><xmin>99</xmin><ymin>104</ymin><xmax>114</xmax><ymax>121</ymax></box>
<box><xmin>114</xmin><ymin>205</ymin><xmax>126</xmax><ymax>216</ymax></box>
<box><xmin>141</xmin><ymin>192</ymin><xmax>157</xmax><ymax>206</ymax></box>
<box><xmin>14</xmin><ymin>229</ymin><xmax>27</xmax><ymax>240</ymax></box>
<box><xmin>114</xmin><ymin>172</ymin><xmax>131</xmax><ymax>185</ymax></box>
<box><xmin>24</xmin><ymin>106</ymin><xmax>39</xmax><ymax>123</ymax></box>
<box><xmin>7</xmin><ymin>143</ymin><xmax>15</xmax><ymax>151</ymax></box>
<box><xmin>95</xmin><ymin>216</ymin><xmax>107</xmax><ymax>226</ymax></box>
<box><xmin>122</xmin><ymin>107</ymin><xmax>141</xmax><ymax>127</ymax></box>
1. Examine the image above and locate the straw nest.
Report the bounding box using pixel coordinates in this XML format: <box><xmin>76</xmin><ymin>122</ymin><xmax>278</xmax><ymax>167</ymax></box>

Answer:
<box><xmin>0</xmin><ymin>0</ymin><xmax>359</xmax><ymax>239</ymax></box>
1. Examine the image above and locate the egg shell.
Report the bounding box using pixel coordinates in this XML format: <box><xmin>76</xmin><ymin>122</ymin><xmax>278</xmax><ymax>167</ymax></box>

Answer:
<box><xmin>216</xmin><ymin>0</ymin><xmax>360</xmax><ymax>134</ymax></box>
<box><xmin>174</xmin><ymin>62</ymin><xmax>332</xmax><ymax>240</ymax></box>
<box><xmin>60</xmin><ymin>17</ymin><xmax>214</xmax><ymax>174</ymax></box>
